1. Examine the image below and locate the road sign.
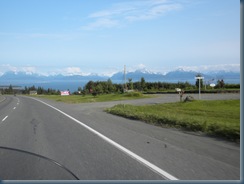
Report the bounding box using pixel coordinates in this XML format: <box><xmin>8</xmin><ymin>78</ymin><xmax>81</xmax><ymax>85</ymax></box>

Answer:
<box><xmin>195</xmin><ymin>77</ymin><xmax>204</xmax><ymax>79</ymax></box>
<box><xmin>210</xmin><ymin>83</ymin><xmax>216</xmax><ymax>87</ymax></box>
<box><xmin>195</xmin><ymin>76</ymin><xmax>204</xmax><ymax>100</ymax></box>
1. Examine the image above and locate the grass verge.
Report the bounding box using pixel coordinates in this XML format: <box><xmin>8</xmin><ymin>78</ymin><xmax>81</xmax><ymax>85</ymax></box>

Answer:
<box><xmin>38</xmin><ymin>92</ymin><xmax>151</xmax><ymax>103</ymax></box>
<box><xmin>105</xmin><ymin>100</ymin><xmax>240</xmax><ymax>141</ymax></box>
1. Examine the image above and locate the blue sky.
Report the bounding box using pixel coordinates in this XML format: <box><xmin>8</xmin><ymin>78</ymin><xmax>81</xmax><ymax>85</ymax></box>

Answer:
<box><xmin>0</xmin><ymin>0</ymin><xmax>240</xmax><ymax>76</ymax></box>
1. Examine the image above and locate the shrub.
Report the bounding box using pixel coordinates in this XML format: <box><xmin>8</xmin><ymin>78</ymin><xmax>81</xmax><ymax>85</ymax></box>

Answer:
<box><xmin>124</xmin><ymin>92</ymin><xmax>143</xmax><ymax>97</ymax></box>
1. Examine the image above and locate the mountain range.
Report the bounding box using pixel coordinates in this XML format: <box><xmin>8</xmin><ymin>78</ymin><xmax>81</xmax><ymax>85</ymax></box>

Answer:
<box><xmin>0</xmin><ymin>69</ymin><xmax>240</xmax><ymax>92</ymax></box>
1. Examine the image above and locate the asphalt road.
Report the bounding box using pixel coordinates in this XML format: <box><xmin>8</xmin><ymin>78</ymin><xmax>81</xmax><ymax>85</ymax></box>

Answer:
<box><xmin>0</xmin><ymin>94</ymin><xmax>240</xmax><ymax>180</ymax></box>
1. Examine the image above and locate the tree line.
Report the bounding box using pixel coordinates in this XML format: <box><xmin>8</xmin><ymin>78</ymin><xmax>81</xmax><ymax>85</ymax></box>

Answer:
<box><xmin>76</xmin><ymin>77</ymin><xmax>239</xmax><ymax>95</ymax></box>
<box><xmin>0</xmin><ymin>77</ymin><xmax>240</xmax><ymax>95</ymax></box>
<box><xmin>0</xmin><ymin>85</ymin><xmax>60</xmax><ymax>95</ymax></box>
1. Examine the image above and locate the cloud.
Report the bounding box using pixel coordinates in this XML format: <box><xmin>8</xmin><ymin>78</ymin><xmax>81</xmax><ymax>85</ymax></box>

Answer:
<box><xmin>0</xmin><ymin>31</ymin><xmax>82</xmax><ymax>42</ymax></box>
<box><xmin>0</xmin><ymin>64</ymin><xmax>16</xmax><ymax>73</ymax></box>
<box><xmin>0</xmin><ymin>63</ymin><xmax>240</xmax><ymax>78</ymax></box>
<box><xmin>82</xmin><ymin>18</ymin><xmax>119</xmax><ymax>30</ymax></box>
<box><xmin>127</xmin><ymin>64</ymin><xmax>147</xmax><ymax>72</ymax></box>
<box><xmin>125</xmin><ymin>2</ymin><xmax>182</xmax><ymax>21</ymax></box>
<box><xmin>21</xmin><ymin>66</ymin><xmax>37</xmax><ymax>74</ymax></box>
<box><xmin>176</xmin><ymin>64</ymin><xmax>240</xmax><ymax>73</ymax></box>
<box><xmin>29</xmin><ymin>33</ymin><xmax>64</xmax><ymax>39</ymax></box>
<box><xmin>63</xmin><ymin>67</ymin><xmax>82</xmax><ymax>75</ymax></box>
<box><xmin>137</xmin><ymin>64</ymin><xmax>146</xmax><ymax>69</ymax></box>
<box><xmin>61</xmin><ymin>67</ymin><xmax>92</xmax><ymax>76</ymax></box>
<box><xmin>82</xmin><ymin>0</ymin><xmax>182</xmax><ymax>30</ymax></box>
<box><xmin>0</xmin><ymin>64</ymin><xmax>37</xmax><ymax>74</ymax></box>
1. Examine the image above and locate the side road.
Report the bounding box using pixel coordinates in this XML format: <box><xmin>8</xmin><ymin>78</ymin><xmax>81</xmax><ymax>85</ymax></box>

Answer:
<box><xmin>83</xmin><ymin>93</ymin><xmax>241</xmax><ymax>107</ymax></box>
<box><xmin>34</xmin><ymin>93</ymin><xmax>240</xmax><ymax>180</ymax></box>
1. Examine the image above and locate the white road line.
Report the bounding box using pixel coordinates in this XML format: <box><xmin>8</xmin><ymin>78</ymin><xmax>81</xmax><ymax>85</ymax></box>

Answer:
<box><xmin>0</xmin><ymin>96</ymin><xmax>6</xmax><ymax>103</ymax></box>
<box><xmin>13</xmin><ymin>107</ymin><xmax>16</xmax><ymax>110</ymax></box>
<box><xmin>31</xmin><ymin>97</ymin><xmax>178</xmax><ymax>180</ymax></box>
<box><xmin>2</xmin><ymin>116</ymin><xmax>8</xmax><ymax>122</ymax></box>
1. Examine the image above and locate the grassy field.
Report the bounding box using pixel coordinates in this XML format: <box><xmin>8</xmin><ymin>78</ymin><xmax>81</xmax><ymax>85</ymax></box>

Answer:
<box><xmin>106</xmin><ymin>100</ymin><xmax>240</xmax><ymax>141</ymax></box>
<box><xmin>38</xmin><ymin>92</ymin><xmax>151</xmax><ymax>103</ymax></box>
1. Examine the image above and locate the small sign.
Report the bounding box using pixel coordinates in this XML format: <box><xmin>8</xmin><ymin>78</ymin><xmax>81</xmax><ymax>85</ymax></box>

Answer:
<box><xmin>195</xmin><ymin>77</ymin><xmax>204</xmax><ymax>79</ymax></box>
<box><xmin>210</xmin><ymin>83</ymin><xmax>216</xmax><ymax>87</ymax></box>
<box><xmin>61</xmin><ymin>91</ymin><xmax>70</xmax><ymax>96</ymax></box>
<box><xmin>175</xmin><ymin>88</ymin><xmax>181</xmax><ymax>92</ymax></box>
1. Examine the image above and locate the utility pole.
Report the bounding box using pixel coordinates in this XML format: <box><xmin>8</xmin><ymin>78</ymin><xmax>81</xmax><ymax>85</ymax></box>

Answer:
<box><xmin>124</xmin><ymin>65</ymin><xmax>127</xmax><ymax>92</ymax></box>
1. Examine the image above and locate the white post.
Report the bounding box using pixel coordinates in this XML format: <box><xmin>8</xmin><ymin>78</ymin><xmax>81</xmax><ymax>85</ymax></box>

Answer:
<box><xmin>195</xmin><ymin>76</ymin><xmax>204</xmax><ymax>100</ymax></box>
<box><xmin>199</xmin><ymin>79</ymin><xmax>201</xmax><ymax>100</ymax></box>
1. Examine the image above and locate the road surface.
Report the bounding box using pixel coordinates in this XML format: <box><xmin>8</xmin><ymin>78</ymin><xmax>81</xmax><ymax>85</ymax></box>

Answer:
<box><xmin>0</xmin><ymin>94</ymin><xmax>240</xmax><ymax>180</ymax></box>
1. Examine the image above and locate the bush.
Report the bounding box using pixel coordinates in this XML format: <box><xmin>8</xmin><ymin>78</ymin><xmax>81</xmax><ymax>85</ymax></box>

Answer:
<box><xmin>124</xmin><ymin>92</ymin><xmax>143</xmax><ymax>97</ymax></box>
<box><xmin>207</xmin><ymin>124</ymin><xmax>239</xmax><ymax>141</ymax></box>
<box><xmin>106</xmin><ymin>100</ymin><xmax>240</xmax><ymax>141</ymax></box>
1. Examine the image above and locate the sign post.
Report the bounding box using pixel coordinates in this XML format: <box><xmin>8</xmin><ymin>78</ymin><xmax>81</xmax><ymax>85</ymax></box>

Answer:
<box><xmin>195</xmin><ymin>76</ymin><xmax>204</xmax><ymax>99</ymax></box>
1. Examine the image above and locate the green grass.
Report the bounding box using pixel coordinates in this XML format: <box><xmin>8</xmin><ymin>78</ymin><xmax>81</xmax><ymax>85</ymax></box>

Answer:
<box><xmin>106</xmin><ymin>100</ymin><xmax>240</xmax><ymax>141</ymax></box>
<box><xmin>38</xmin><ymin>92</ymin><xmax>151</xmax><ymax>103</ymax></box>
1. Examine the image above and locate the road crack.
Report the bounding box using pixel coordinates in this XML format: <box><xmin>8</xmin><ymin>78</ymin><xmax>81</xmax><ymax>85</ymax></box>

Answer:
<box><xmin>30</xmin><ymin>119</ymin><xmax>40</xmax><ymax>135</ymax></box>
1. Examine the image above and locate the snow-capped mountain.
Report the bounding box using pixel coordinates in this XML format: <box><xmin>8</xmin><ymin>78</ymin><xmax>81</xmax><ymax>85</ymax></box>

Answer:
<box><xmin>205</xmin><ymin>70</ymin><xmax>240</xmax><ymax>80</ymax></box>
<box><xmin>0</xmin><ymin>71</ymin><xmax>107</xmax><ymax>82</ymax></box>
<box><xmin>164</xmin><ymin>69</ymin><xmax>199</xmax><ymax>80</ymax></box>
<box><xmin>0</xmin><ymin>68</ymin><xmax>240</xmax><ymax>92</ymax></box>
<box><xmin>0</xmin><ymin>68</ymin><xmax>240</xmax><ymax>82</ymax></box>
<box><xmin>0</xmin><ymin>71</ymin><xmax>47</xmax><ymax>80</ymax></box>
<box><xmin>111</xmin><ymin>69</ymin><xmax>164</xmax><ymax>81</ymax></box>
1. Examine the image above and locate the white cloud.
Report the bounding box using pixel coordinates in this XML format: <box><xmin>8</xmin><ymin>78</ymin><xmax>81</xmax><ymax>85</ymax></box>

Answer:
<box><xmin>63</xmin><ymin>67</ymin><xmax>82</xmax><ymax>75</ymax></box>
<box><xmin>29</xmin><ymin>33</ymin><xmax>64</xmax><ymax>39</ymax></box>
<box><xmin>82</xmin><ymin>0</ymin><xmax>182</xmax><ymax>30</ymax></box>
<box><xmin>126</xmin><ymin>64</ymin><xmax>147</xmax><ymax>72</ymax></box>
<box><xmin>126</xmin><ymin>3</ymin><xmax>182</xmax><ymax>21</ymax></box>
<box><xmin>0</xmin><ymin>64</ymin><xmax>37</xmax><ymax>74</ymax></box>
<box><xmin>21</xmin><ymin>66</ymin><xmax>37</xmax><ymax>74</ymax></box>
<box><xmin>0</xmin><ymin>64</ymin><xmax>36</xmax><ymax>74</ymax></box>
<box><xmin>82</xmin><ymin>18</ymin><xmax>119</xmax><ymax>30</ymax></box>
<box><xmin>176</xmin><ymin>64</ymin><xmax>240</xmax><ymax>73</ymax></box>
<box><xmin>61</xmin><ymin>67</ymin><xmax>92</xmax><ymax>76</ymax></box>
<box><xmin>137</xmin><ymin>64</ymin><xmax>146</xmax><ymax>69</ymax></box>
<box><xmin>0</xmin><ymin>64</ymin><xmax>18</xmax><ymax>74</ymax></box>
<box><xmin>89</xmin><ymin>5</ymin><xmax>135</xmax><ymax>18</ymax></box>
<box><xmin>0</xmin><ymin>31</ymin><xmax>82</xmax><ymax>42</ymax></box>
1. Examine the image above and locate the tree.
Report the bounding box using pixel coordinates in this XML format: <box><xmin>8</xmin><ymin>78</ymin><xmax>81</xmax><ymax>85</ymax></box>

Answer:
<box><xmin>95</xmin><ymin>83</ymin><xmax>103</xmax><ymax>94</ymax></box>
<box><xmin>107</xmin><ymin>79</ymin><xmax>115</xmax><ymax>93</ymax></box>
<box><xmin>128</xmin><ymin>78</ymin><xmax>133</xmax><ymax>90</ymax></box>
<box><xmin>217</xmin><ymin>79</ymin><xmax>225</xmax><ymax>88</ymax></box>
<box><xmin>23</xmin><ymin>86</ymin><xmax>28</xmax><ymax>94</ymax></box>
<box><xmin>37</xmin><ymin>87</ymin><xmax>44</xmax><ymax>94</ymax></box>
<box><xmin>85</xmin><ymin>81</ymin><xmax>95</xmax><ymax>93</ymax></box>
<box><xmin>77</xmin><ymin>87</ymin><xmax>82</xmax><ymax>92</ymax></box>
<box><xmin>29</xmin><ymin>85</ymin><xmax>36</xmax><ymax>91</ymax></box>
<box><xmin>140</xmin><ymin>77</ymin><xmax>146</xmax><ymax>91</ymax></box>
<box><xmin>8</xmin><ymin>85</ymin><xmax>13</xmax><ymax>94</ymax></box>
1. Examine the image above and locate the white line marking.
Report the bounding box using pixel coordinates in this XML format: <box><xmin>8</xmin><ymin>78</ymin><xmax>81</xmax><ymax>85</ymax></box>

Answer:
<box><xmin>0</xmin><ymin>96</ymin><xmax>6</xmax><ymax>103</ymax></box>
<box><xmin>13</xmin><ymin>107</ymin><xmax>16</xmax><ymax>110</ymax></box>
<box><xmin>31</xmin><ymin>97</ymin><xmax>178</xmax><ymax>180</ymax></box>
<box><xmin>2</xmin><ymin>116</ymin><xmax>8</xmax><ymax>122</ymax></box>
